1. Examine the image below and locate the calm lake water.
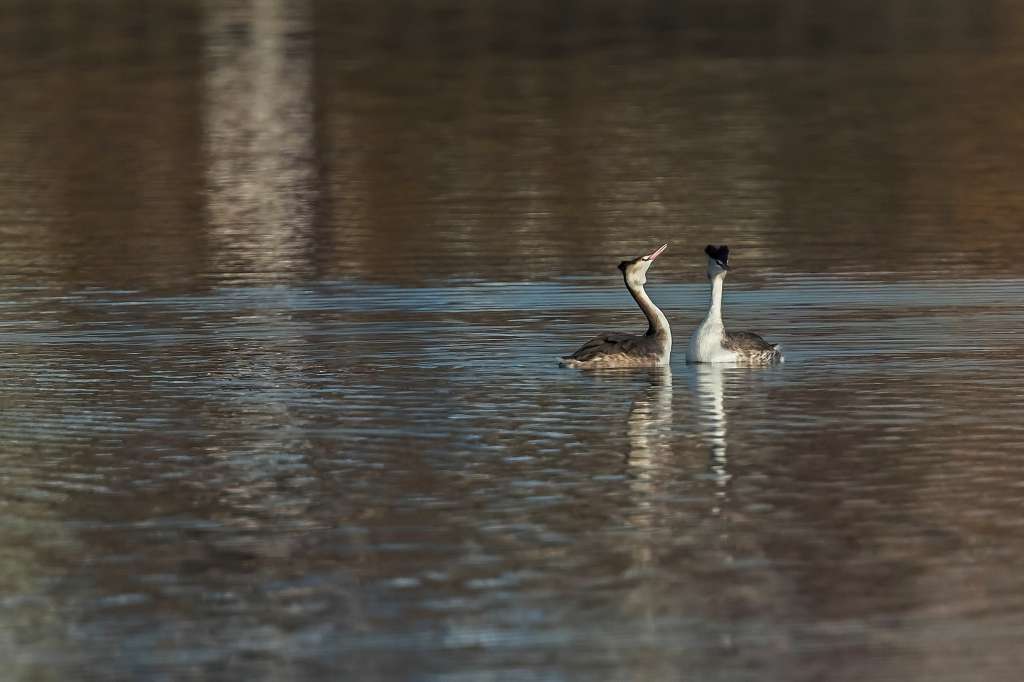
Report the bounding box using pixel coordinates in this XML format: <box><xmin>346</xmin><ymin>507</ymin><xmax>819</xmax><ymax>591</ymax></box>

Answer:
<box><xmin>3</xmin><ymin>1</ymin><xmax>1024</xmax><ymax>680</ymax></box>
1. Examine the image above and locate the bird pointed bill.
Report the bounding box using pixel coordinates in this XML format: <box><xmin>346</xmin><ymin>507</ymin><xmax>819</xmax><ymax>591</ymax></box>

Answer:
<box><xmin>648</xmin><ymin>244</ymin><xmax>668</xmax><ymax>261</ymax></box>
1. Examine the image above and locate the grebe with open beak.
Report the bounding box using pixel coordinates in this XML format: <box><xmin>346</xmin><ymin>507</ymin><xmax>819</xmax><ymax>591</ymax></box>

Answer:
<box><xmin>560</xmin><ymin>244</ymin><xmax>672</xmax><ymax>369</ymax></box>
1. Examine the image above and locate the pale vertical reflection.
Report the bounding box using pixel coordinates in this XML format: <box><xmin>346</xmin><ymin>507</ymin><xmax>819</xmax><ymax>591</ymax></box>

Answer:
<box><xmin>626</xmin><ymin>369</ymin><xmax>675</xmax><ymax>493</ymax></box>
<box><xmin>625</xmin><ymin>369</ymin><xmax>674</xmax><ymax>541</ymax></box>
<box><xmin>202</xmin><ymin>0</ymin><xmax>315</xmax><ymax>283</ymax></box>
<box><xmin>620</xmin><ymin>368</ymin><xmax>674</xmax><ymax>664</ymax></box>
<box><xmin>694</xmin><ymin>364</ymin><xmax>731</xmax><ymax>504</ymax></box>
<box><xmin>199</xmin><ymin>3</ymin><xmax>319</xmax><ymax>588</ymax></box>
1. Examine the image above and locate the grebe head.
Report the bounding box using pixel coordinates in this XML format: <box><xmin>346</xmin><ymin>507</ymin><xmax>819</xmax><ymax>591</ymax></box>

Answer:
<box><xmin>704</xmin><ymin>244</ymin><xmax>730</xmax><ymax>280</ymax></box>
<box><xmin>618</xmin><ymin>243</ymin><xmax>668</xmax><ymax>287</ymax></box>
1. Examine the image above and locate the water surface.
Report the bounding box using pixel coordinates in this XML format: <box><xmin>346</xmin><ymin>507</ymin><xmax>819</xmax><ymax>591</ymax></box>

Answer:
<box><xmin>2</xmin><ymin>2</ymin><xmax>1024</xmax><ymax>680</ymax></box>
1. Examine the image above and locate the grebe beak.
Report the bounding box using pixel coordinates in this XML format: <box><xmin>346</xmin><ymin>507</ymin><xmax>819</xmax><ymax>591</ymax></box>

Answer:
<box><xmin>647</xmin><ymin>244</ymin><xmax>668</xmax><ymax>261</ymax></box>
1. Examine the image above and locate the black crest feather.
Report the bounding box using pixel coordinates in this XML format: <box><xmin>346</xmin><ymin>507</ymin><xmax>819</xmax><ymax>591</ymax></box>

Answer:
<box><xmin>704</xmin><ymin>244</ymin><xmax>729</xmax><ymax>264</ymax></box>
<box><xmin>617</xmin><ymin>260</ymin><xmax>630</xmax><ymax>272</ymax></box>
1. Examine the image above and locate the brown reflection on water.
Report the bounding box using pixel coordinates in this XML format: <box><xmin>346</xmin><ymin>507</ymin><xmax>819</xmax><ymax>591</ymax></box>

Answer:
<box><xmin>0</xmin><ymin>2</ymin><xmax>205</xmax><ymax>289</ymax></box>
<box><xmin>0</xmin><ymin>2</ymin><xmax>1023</xmax><ymax>289</ymax></box>
<box><xmin>310</xmin><ymin>0</ymin><xmax>1024</xmax><ymax>283</ymax></box>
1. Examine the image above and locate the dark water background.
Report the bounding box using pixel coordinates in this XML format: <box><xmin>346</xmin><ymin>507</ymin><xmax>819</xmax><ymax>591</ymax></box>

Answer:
<box><xmin>2</xmin><ymin>1</ymin><xmax>1024</xmax><ymax>679</ymax></box>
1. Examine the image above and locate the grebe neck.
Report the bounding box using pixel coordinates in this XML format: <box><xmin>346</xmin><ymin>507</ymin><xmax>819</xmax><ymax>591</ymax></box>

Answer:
<box><xmin>627</xmin><ymin>279</ymin><xmax>671</xmax><ymax>338</ymax></box>
<box><xmin>704</xmin><ymin>274</ymin><xmax>725</xmax><ymax>324</ymax></box>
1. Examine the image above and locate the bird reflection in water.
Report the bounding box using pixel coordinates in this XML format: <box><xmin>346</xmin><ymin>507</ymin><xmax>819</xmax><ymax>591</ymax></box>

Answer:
<box><xmin>692</xmin><ymin>364</ymin><xmax>731</xmax><ymax>513</ymax></box>
<box><xmin>623</xmin><ymin>368</ymin><xmax>674</xmax><ymax>530</ymax></box>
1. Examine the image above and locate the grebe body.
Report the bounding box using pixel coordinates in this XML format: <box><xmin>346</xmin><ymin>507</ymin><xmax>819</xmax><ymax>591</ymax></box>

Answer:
<box><xmin>686</xmin><ymin>245</ymin><xmax>782</xmax><ymax>365</ymax></box>
<box><xmin>561</xmin><ymin>244</ymin><xmax>672</xmax><ymax>369</ymax></box>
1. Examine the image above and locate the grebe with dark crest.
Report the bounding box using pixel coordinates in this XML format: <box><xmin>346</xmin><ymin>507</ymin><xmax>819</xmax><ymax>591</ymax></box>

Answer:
<box><xmin>560</xmin><ymin>244</ymin><xmax>672</xmax><ymax>369</ymax></box>
<box><xmin>686</xmin><ymin>245</ymin><xmax>782</xmax><ymax>364</ymax></box>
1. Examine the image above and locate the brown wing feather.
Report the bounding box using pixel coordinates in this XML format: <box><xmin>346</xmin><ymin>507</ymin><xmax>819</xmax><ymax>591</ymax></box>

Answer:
<box><xmin>722</xmin><ymin>330</ymin><xmax>777</xmax><ymax>352</ymax></box>
<box><xmin>564</xmin><ymin>332</ymin><xmax>648</xmax><ymax>362</ymax></box>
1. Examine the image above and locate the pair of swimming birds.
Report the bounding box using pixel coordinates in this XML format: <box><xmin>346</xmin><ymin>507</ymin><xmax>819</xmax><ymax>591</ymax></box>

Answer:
<box><xmin>560</xmin><ymin>244</ymin><xmax>782</xmax><ymax>368</ymax></box>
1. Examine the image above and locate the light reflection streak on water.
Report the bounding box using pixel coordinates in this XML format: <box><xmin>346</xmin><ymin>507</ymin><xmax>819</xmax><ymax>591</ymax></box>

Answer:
<box><xmin>694</xmin><ymin>364</ymin><xmax>731</xmax><ymax>497</ymax></box>
<box><xmin>202</xmin><ymin>0</ymin><xmax>316</xmax><ymax>284</ymax></box>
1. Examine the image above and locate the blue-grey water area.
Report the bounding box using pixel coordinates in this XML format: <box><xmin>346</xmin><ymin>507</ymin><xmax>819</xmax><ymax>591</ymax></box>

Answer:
<box><xmin>3</xmin><ymin>1</ymin><xmax>1024</xmax><ymax>680</ymax></box>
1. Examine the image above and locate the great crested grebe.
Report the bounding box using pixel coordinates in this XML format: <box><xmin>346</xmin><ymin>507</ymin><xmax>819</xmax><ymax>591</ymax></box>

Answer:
<box><xmin>560</xmin><ymin>244</ymin><xmax>672</xmax><ymax>369</ymax></box>
<box><xmin>686</xmin><ymin>245</ymin><xmax>782</xmax><ymax>364</ymax></box>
